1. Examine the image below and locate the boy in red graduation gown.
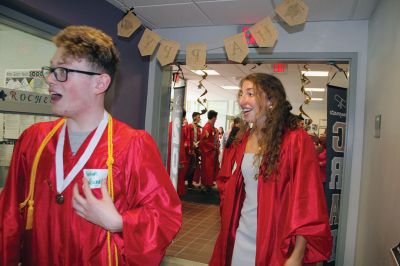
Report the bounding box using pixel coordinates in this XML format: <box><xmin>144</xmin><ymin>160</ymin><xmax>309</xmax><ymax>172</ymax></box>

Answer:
<box><xmin>185</xmin><ymin>112</ymin><xmax>202</xmax><ymax>188</ymax></box>
<box><xmin>0</xmin><ymin>25</ymin><xmax>181</xmax><ymax>266</ymax></box>
<box><xmin>199</xmin><ymin>110</ymin><xmax>220</xmax><ymax>193</ymax></box>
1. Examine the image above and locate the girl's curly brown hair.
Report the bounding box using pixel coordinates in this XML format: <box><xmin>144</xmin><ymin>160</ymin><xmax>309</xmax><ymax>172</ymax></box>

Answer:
<box><xmin>239</xmin><ymin>73</ymin><xmax>300</xmax><ymax>180</ymax></box>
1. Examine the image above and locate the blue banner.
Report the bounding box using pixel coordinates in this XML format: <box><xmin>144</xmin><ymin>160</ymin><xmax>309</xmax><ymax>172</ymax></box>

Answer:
<box><xmin>324</xmin><ymin>85</ymin><xmax>347</xmax><ymax>265</ymax></box>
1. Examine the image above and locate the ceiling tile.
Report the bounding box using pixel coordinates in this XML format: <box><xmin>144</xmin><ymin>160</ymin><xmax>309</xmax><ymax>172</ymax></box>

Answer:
<box><xmin>304</xmin><ymin>0</ymin><xmax>355</xmax><ymax>21</ymax></box>
<box><xmin>195</xmin><ymin>0</ymin><xmax>273</xmax><ymax>26</ymax></box>
<box><xmin>125</xmin><ymin>0</ymin><xmax>192</xmax><ymax>6</ymax></box>
<box><xmin>134</xmin><ymin>3</ymin><xmax>213</xmax><ymax>28</ymax></box>
<box><xmin>108</xmin><ymin>0</ymin><xmax>378</xmax><ymax>29</ymax></box>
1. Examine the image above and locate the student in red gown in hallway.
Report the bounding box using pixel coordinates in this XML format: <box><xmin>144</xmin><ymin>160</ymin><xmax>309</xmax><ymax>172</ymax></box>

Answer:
<box><xmin>185</xmin><ymin>112</ymin><xmax>202</xmax><ymax>189</ymax></box>
<box><xmin>199</xmin><ymin>110</ymin><xmax>220</xmax><ymax>193</ymax></box>
<box><xmin>0</xmin><ymin>25</ymin><xmax>181</xmax><ymax>266</ymax></box>
<box><xmin>210</xmin><ymin>73</ymin><xmax>332</xmax><ymax>266</ymax></box>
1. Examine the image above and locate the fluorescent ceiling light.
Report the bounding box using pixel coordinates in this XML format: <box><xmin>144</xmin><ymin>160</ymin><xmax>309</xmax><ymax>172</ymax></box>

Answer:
<box><xmin>191</xmin><ymin>69</ymin><xmax>220</xmax><ymax>76</ymax></box>
<box><xmin>311</xmin><ymin>97</ymin><xmax>324</xmax><ymax>101</ymax></box>
<box><xmin>221</xmin><ymin>85</ymin><xmax>239</xmax><ymax>90</ymax></box>
<box><xmin>305</xmin><ymin>87</ymin><xmax>326</xmax><ymax>92</ymax></box>
<box><xmin>301</xmin><ymin>71</ymin><xmax>329</xmax><ymax>77</ymax></box>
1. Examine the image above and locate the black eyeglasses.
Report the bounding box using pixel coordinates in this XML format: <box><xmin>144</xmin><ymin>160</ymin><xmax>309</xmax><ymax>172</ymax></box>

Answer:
<box><xmin>41</xmin><ymin>66</ymin><xmax>101</xmax><ymax>82</ymax></box>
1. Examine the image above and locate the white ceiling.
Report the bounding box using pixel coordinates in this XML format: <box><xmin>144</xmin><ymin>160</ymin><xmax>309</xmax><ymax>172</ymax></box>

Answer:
<box><xmin>178</xmin><ymin>62</ymin><xmax>349</xmax><ymax>108</ymax></box>
<box><xmin>105</xmin><ymin>0</ymin><xmax>372</xmax><ymax>108</ymax></box>
<box><xmin>106</xmin><ymin>0</ymin><xmax>379</xmax><ymax>29</ymax></box>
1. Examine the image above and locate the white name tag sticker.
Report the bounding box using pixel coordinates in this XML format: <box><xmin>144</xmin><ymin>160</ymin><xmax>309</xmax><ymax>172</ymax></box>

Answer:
<box><xmin>83</xmin><ymin>169</ymin><xmax>108</xmax><ymax>189</ymax></box>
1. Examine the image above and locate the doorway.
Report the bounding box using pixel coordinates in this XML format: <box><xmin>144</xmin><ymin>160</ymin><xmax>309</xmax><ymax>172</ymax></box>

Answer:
<box><xmin>146</xmin><ymin>52</ymin><xmax>357</xmax><ymax>265</ymax></box>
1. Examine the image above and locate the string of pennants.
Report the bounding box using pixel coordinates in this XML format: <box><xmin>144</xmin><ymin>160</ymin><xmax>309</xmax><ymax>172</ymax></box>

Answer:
<box><xmin>117</xmin><ymin>0</ymin><xmax>309</xmax><ymax>70</ymax></box>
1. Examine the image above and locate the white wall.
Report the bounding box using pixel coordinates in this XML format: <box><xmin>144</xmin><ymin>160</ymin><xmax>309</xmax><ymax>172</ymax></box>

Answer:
<box><xmin>356</xmin><ymin>0</ymin><xmax>400</xmax><ymax>265</ymax></box>
<box><xmin>155</xmin><ymin>19</ymin><xmax>369</xmax><ymax>265</ymax></box>
<box><xmin>0</xmin><ymin>25</ymin><xmax>55</xmax><ymax>88</ymax></box>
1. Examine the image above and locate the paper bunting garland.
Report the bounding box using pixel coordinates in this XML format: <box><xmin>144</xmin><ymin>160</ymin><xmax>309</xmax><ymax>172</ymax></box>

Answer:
<box><xmin>117</xmin><ymin>1</ymin><xmax>308</xmax><ymax>66</ymax></box>
<box><xmin>117</xmin><ymin>11</ymin><xmax>142</xmax><ymax>38</ymax></box>
<box><xmin>298</xmin><ymin>64</ymin><xmax>313</xmax><ymax>125</ymax></box>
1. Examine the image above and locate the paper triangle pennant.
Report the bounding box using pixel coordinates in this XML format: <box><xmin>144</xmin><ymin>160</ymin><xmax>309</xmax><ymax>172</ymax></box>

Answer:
<box><xmin>117</xmin><ymin>11</ymin><xmax>142</xmax><ymax>38</ymax></box>
<box><xmin>249</xmin><ymin>17</ymin><xmax>278</xmax><ymax>48</ymax></box>
<box><xmin>138</xmin><ymin>28</ymin><xmax>161</xmax><ymax>56</ymax></box>
<box><xmin>157</xmin><ymin>39</ymin><xmax>180</xmax><ymax>66</ymax></box>
<box><xmin>275</xmin><ymin>0</ymin><xmax>309</xmax><ymax>27</ymax></box>
<box><xmin>223</xmin><ymin>32</ymin><xmax>248</xmax><ymax>63</ymax></box>
<box><xmin>186</xmin><ymin>43</ymin><xmax>207</xmax><ymax>70</ymax></box>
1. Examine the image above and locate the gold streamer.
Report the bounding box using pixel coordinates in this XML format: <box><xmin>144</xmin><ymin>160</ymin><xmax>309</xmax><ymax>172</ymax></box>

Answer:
<box><xmin>196</xmin><ymin>70</ymin><xmax>208</xmax><ymax>115</ymax></box>
<box><xmin>298</xmin><ymin>64</ymin><xmax>313</xmax><ymax>126</ymax></box>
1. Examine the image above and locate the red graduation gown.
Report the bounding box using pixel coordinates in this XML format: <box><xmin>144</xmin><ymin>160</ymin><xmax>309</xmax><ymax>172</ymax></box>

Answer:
<box><xmin>210</xmin><ymin>128</ymin><xmax>332</xmax><ymax>266</ymax></box>
<box><xmin>216</xmin><ymin>145</ymin><xmax>236</xmax><ymax>204</ymax></box>
<box><xmin>199</xmin><ymin>122</ymin><xmax>219</xmax><ymax>186</ymax></box>
<box><xmin>185</xmin><ymin>123</ymin><xmax>201</xmax><ymax>183</ymax></box>
<box><xmin>0</xmin><ymin>118</ymin><xmax>182</xmax><ymax>266</ymax></box>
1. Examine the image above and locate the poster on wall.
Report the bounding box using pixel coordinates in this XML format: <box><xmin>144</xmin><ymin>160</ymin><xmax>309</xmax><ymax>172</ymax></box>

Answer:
<box><xmin>5</xmin><ymin>69</ymin><xmax>48</xmax><ymax>93</ymax></box>
<box><xmin>324</xmin><ymin>85</ymin><xmax>347</xmax><ymax>265</ymax></box>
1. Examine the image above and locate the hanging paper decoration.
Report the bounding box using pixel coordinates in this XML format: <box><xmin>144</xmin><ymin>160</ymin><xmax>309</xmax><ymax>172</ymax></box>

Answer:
<box><xmin>196</xmin><ymin>71</ymin><xmax>208</xmax><ymax>115</ymax></box>
<box><xmin>299</xmin><ymin>64</ymin><xmax>313</xmax><ymax>125</ymax></box>
<box><xmin>138</xmin><ymin>28</ymin><xmax>161</xmax><ymax>56</ymax></box>
<box><xmin>275</xmin><ymin>0</ymin><xmax>309</xmax><ymax>27</ymax></box>
<box><xmin>186</xmin><ymin>43</ymin><xmax>207</xmax><ymax>70</ymax></box>
<box><xmin>223</xmin><ymin>32</ymin><xmax>249</xmax><ymax>63</ymax></box>
<box><xmin>117</xmin><ymin>1</ymin><xmax>310</xmax><ymax>66</ymax></box>
<box><xmin>117</xmin><ymin>11</ymin><xmax>142</xmax><ymax>38</ymax></box>
<box><xmin>156</xmin><ymin>39</ymin><xmax>180</xmax><ymax>66</ymax></box>
<box><xmin>248</xmin><ymin>17</ymin><xmax>278</xmax><ymax>48</ymax></box>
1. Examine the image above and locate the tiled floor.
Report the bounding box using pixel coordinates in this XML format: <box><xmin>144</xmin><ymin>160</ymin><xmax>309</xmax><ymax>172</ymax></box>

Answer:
<box><xmin>165</xmin><ymin>200</ymin><xmax>221</xmax><ymax>264</ymax></box>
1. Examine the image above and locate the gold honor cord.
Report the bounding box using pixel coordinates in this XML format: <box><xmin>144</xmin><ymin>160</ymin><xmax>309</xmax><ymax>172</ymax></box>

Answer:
<box><xmin>106</xmin><ymin>114</ymin><xmax>118</xmax><ymax>266</ymax></box>
<box><xmin>19</xmin><ymin>115</ymin><xmax>118</xmax><ymax>266</ymax></box>
<box><xmin>298</xmin><ymin>64</ymin><xmax>313</xmax><ymax>125</ymax></box>
<box><xmin>196</xmin><ymin>70</ymin><xmax>208</xmax><ymax>115</ymax></box>
<box><xmin>19</xmin><ymin>118</ymin><xmax>66</xmax><ymax>229</ymax></box>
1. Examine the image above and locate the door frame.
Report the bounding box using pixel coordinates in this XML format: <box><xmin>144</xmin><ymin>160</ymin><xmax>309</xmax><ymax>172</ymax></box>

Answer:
<box><xmin>145</xmin><ymin>51</ymin><xmax>358</xmax><ymax>266</ymax></box>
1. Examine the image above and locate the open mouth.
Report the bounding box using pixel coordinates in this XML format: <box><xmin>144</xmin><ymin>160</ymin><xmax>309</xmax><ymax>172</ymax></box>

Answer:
<box><xmin>242</xmin><ymin>108</ymin><xmax>252</xmax><ymax>115</ymax></box>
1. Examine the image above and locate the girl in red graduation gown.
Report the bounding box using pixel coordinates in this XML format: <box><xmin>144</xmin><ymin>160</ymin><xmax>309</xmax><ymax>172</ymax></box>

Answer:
<box><xmin>210</xmin><ymin>73</ymin><xmax>332</xmax><ymax>266</ymax></box>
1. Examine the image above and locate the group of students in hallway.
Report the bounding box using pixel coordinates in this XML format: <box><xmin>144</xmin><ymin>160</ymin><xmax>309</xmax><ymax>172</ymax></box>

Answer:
<box><xmin>168</xmin><ymin>109</ymin><xmax>242</xmax><ymax>196</ymax></box>
<box><xmin>0</xmin><ymin>25</ymin><xmax>332</xmax><ymax>265</ymax></box>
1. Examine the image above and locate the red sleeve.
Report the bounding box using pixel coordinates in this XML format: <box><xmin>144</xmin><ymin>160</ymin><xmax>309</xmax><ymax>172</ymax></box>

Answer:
<box><xmin>216</xmin><ymin>148</ymin><xmax>235</xmax><ymax>190</ymax></box>
<box><xmin>121</xmin><ymin>132</ymin><xmax>182</xmax><ymax>266</ymax></box>
<box><xmin>0</xmin><ymin>130</ymin><xmax>32</xmax><ymax>265</ymax></box>
<box><xmin>281</xmin><ymin>130</ymin><xmax>332</xmax><ymax>263</ymax></box>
